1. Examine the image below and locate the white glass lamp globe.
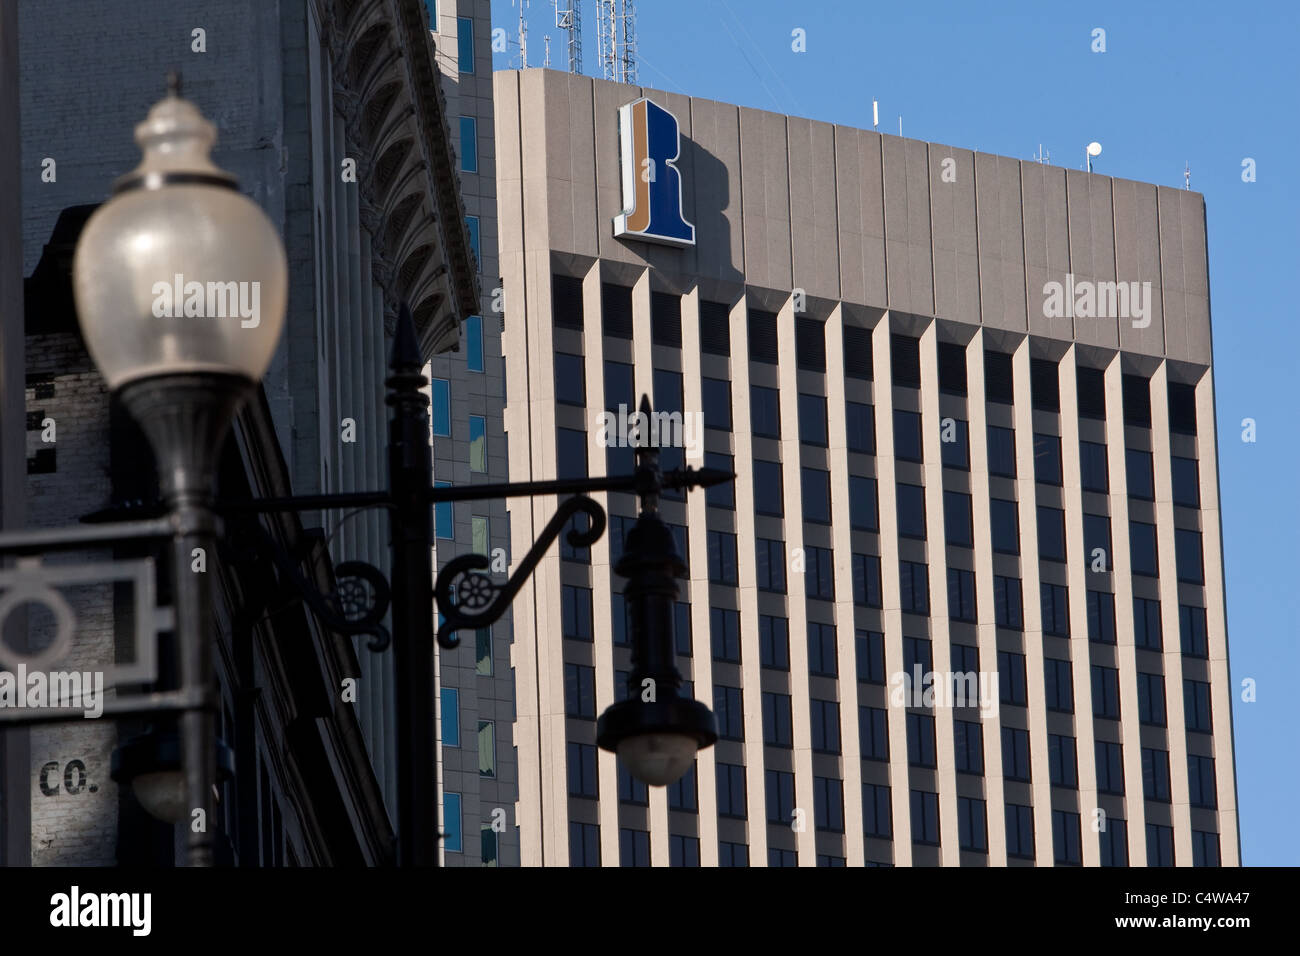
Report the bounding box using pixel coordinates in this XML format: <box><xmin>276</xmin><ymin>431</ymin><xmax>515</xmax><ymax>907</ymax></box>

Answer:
<box><xmin>72</xmin><ymin>82</ymin><xmax>287</xmax><ymax>391</ymax></box>
<box><xmin>132</xmin><ymin>770</ymin><xmax>188</xmax><ymax>825</ymax></box>
<box><xmin>616</xmin><ymin>732</ymin><xmax>699</xmax><ymax>786</ymax></box>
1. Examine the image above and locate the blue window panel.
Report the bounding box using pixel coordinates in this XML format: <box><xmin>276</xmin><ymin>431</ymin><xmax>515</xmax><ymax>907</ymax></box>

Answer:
<box><xmin>457</xmin><ymin>17</ymin><xmax>474</xmax><ymax>72</ymax></box>
<box><xmin>444</xmin><ymin>792</ymin><xmax>462</xmax><ymax>852</ymax></box>
<box><xmin>441</xmin><ymin>687</ymin><xmax>459</xmax><ymax>747</ymax></box>
<box><xmin>458</xmin><ymin>116</ymin><xmax>478</xmax><ymax>172</ymax></box>
<box><xmin>435</xmin><ymin>479</ymin><xmax>453</xmax><ymax>540</ymax></box>
<box><xmin>466</xmin><ymin>314</ymin><xmax>484</xmax><ymax>372</ymax></box>
<box><xmin>431</xmin><ymin>378</ymin><xmax>451</xmax><ymax>437</ymax></box>
<box><xmin>469</xmin><ymin>414</ymin><xmax>487</xmax><ymax>472</ymax></box>
<box><xmin>466</xmin><ymin>216</ymin><xmax>481</xmax><ymax>272</ymax></box>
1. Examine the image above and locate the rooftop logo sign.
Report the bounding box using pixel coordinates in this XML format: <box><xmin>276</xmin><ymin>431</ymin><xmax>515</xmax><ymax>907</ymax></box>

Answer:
<box><xmin>613</xmin><ymin>98</ymin><xmax>695</xmax><ymax>247</ymax></box>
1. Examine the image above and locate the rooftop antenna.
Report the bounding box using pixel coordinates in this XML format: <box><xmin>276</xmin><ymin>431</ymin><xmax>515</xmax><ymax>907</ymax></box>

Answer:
<box><xmin>1034</xmin><ymin>144</ymin><xmax>1050</xmax><ymax>164</ymax></box>
<box><xmin>597</xmin><ymin>0</ymin><xmax>637</xmax><ymax>83</ymax></box>
<box><xmin>513</xmin><ymin>0</ymin><xmax>529</xmax><ymax>69</ymax></box>
<box><xmin>553</xmin><ymin>0</ymin><xmax>583</xmax><ymax>74</ymax></box>
<box><xmin>544</xmin><ymin>34</ymin><xmax>552</xmax><ymax>68</ymax></box>
<box><xmin>1085</xmin><ymin>140</ymin><xmax>1102</xmax><ymax>172</ymax></box>
<box><xmin>1184</xmin><ymin>162</ymin><xmax>1191</xmax><ymax>190</ymax></box>
<box><xmin>872</xmin><ymin>99</ymin><xmax>878</xmax><ymax>129</ymax></box>
<box><xmin>898</xmin><ymin>116</ymin><xmax>903</xmax><ymax>137</ymax></box>
<box><xmin>619</xmin><ymin>0</ymin><xmax>637</xmax><ymax>85</ymax></box>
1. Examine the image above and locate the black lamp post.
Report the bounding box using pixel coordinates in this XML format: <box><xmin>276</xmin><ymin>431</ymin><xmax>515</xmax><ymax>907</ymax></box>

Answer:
<box><xmin>38</xmin><ymin>78</ymin><xmax>733</xmax><ymax>867</ymax></box>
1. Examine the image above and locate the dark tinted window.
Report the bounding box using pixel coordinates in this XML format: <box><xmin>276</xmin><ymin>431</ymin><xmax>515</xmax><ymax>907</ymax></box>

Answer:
<box><xmin>944</xmin><ymin>491</ymin><xmax>973</xmax><ymax>547</ymax></box>
<box><xmin>938</xmin><ymin>341</ymin><xmax>967</xmax><ymax>395</ymax></box>
<box><xmin>1171</xmin><ymin>456</ymin><xmax>1200</xmax><ymax>508</ymax></box>
<box><xmin>846</xmin><ymin>402</ymin><xmax>875</xmax><ymax>453</ymax></box>
<box><xmin>1083</xmin><ymin>513</ymin><xmax>1112</xmax><ymax>568</ymax></box>
<box><xmin>798</xmin><ymin>393</ymin><xmax>828</xmax><ymax>446</ymax></box>
<box><xmin>699</xmin><ymin>300</ymin><xmax>731</xmax><ymax>355</ymax></box>
<box><xmin>843</xmin><ymin>325</ymin><xmax>873</xmax><ymax>379</ymax></box>
<box><xmin>1088</xmin><ymin>590</ymin><xmax>1116</xmax><ymax>643</ymax></box>
<box><xmin>1080</xmin><ymin>441</ymin><xmax>1109</xmax><ymax>492</ymax></box>
<box><xmin>853</xmin><ymin>554</ymin><xmax>883</xmax><ymax>608</ymax></box>
<box><xmin>894</xmin><ymin>409</ymin><xmax>922</xmax><ymax>462</ymax></box>
<box><xmin>1037</xmin><ymin>505</ymin><xmax>1066</xmax><ymax>562</ymax></box>
<box><xmin>650</xmin><ymin>291</ymin><xmax>681</xmax><ymax>346</ymax></box>
<box><xmin>990</xmin><ymin>498</ymin><xmax>1019</xmax><ymax>554</ymax></box>
<box><xmin>705</xmin><ymin>453</ymin><xmax>734</xmax><ymax>509</ymax></box>
<box><xmin>555</xmin><ymin>352</ymin><xmax>585</xmax><ymax>406</ymax></box>
<box><xmin>796</xmin><ymin>317</ymin><xmax>826</xmax><ymax>372</ymax></box>
<box><xmin>748</xmin><ymin>309</ymin><xmax>778</xmax><ymax>364</ymax></box>
<box><xmin>552</xmin><ymin>274</ymin><xmax>584</xmax><ymax>329</ymax></box>
<box><xmin>1126</xmin><ymin>448</ymin><xmax>1154</xmax><ymax>500</ymax></box>
<box><xmin>896</xmin><ymin>483</ymin><xmax>927</xmax><ymax>539</ymax></box>
<box><xmin>1176</xmin><ymin>529</ymin><xmax>1204</xmax><ymax>584</ymax></box>
<box><xmin>802</xmin><ymin>468</ymin><xmax>832</xmax><ymax>524</ymax></box>
<box><xmin>891</xmin><ymin>334</ymin><xmax>921</xmax><ymax>387</ymax></box>
<box><xmin>987</xmin><ymin>425</ymin><xmax>1016</xmax><ymax>477</ymax></box>
<box><xmin>1130</xmin><ymin>521</ymin><xmax>1159</xmax><ymax>577</ymax></box>
<box><xmin>601</xmin><ymin>283</ymin><xmax>634</xmax><ymax>339</ymax></box>
<box><xmin>1031</xmin><ymin>358</ymin><xmax>1059</xmax><ymax>412</ymax></box>
<box><xmin>702</xmin><ymin>377</ymin><xmax>732</xmax><ymax>431</ymax></box>
<box><xmin>1034</xmin><ymin>433</ymin><xmax>1062</xmax><ymax>485</ymax></box>
<box><xmin>753</xmin><ymin>460</ymin><xmax>783</xmax><ymax>516</ymax></box>
<box><xmin>1123</xmin><ymin>374</ymin><xmax>1152</xmax><ymax>426</ymax></box>
<box><xmin>984</xmin><ymin>351</ymin><xmax>1014</xmax><ymax>403</ymax></box>
<box><xmin>1168</xmin><ymin>381</ymin><xmax>1197</xmax><ymax>435</ymax></box>
<box><xmin>900</xmin><ymin>561</ymin><xmax>929</xmax><ymax>614</ymax></box>
<box><xmin>556</xmin><ymin>427</ymin><xmax>588</xmax><ymax>480</ymax></box>
<box><xmin>940</xmin><ymin>418</ymin><xmax>969</xmax><ymax>469</ymax></box>
<box><xmin>604</xmin><ymin>360</ymin><xmax>633</xmax><ymax>413</ymax></box>
<box><xmin>850</xmin><ymin>476</ymin><xmax>878</xmax><ymax>532</ymax></box>
<box><xmin>750</xmin><ymin>386</ymin><xmax>781</xmax><ymax>438</ymax></box>
<box><xmin>1076</xmin><ymin>366</ymin><xmax>1106</xmax><ymax>420</ymax></box>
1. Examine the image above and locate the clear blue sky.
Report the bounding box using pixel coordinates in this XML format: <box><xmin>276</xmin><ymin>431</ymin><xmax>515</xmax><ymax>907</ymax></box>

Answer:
<box><xmin>492</xmin><ymin>0</ymin><xmax>1300</xmax><ymax>866</ymax></box>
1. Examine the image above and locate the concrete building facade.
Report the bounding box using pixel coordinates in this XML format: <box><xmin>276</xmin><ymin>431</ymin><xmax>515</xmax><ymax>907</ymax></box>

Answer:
<box><xmin>495</xmin><ymin>67</ymin><xmax>1238</xmax><ymax>867</ymax></box>
<box><xmin>427</xmin><ymin>0</ymin><xmax>519</xmax><ymax>867</ymax></box>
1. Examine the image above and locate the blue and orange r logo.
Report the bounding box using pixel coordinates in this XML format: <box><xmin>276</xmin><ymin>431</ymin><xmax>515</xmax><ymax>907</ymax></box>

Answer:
<box><xmin>613</xmin><ymin>98</ymin><xmax>695</xmax><ymax>247</ymax></box>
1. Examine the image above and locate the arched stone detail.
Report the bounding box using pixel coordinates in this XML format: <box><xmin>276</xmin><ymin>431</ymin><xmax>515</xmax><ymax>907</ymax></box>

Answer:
<box><xmin>318</xmin><ymin>0</ymin><xmax>479</xmax><ymax>355</ymax></box>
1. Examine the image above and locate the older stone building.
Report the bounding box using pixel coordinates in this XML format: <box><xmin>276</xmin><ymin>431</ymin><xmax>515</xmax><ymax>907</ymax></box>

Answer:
<box><xmin>3</xmin><ymin>0</ymin><xmax>481</xmax><ymax>865</ymax></box>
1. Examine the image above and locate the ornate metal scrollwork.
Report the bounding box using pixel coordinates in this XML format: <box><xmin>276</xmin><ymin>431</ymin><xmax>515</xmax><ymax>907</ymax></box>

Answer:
<box><xmin>232</xmin><ymin>518</ymin><xmax>393</xmax><ymax>652</ymax></box>
<box><xmin>434</xmin><ymin>495</ymin><xmax>606</xmax><ymax>649</ymax></box>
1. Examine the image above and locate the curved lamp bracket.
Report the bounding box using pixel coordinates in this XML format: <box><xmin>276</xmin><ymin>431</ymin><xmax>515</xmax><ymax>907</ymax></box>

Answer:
<box><xmin>435</xmin><ymin>495</ymin><xmax>606</xmax><ymax>649</ymax></box>
<box><xmin>233</xmin><ymin>518</ymin><xmax>393</xmax><ymax>651</ymax></box>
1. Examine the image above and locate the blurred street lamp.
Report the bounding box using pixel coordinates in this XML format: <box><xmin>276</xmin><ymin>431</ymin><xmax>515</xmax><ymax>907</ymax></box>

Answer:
<box><xmin>72</xmin><ymin>74</ymin><xmax>286</xmax><ymax>866</ymax></box>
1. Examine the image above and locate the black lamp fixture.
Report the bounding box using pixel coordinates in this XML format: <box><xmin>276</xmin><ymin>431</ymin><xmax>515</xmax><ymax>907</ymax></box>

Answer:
<box><xmin>111</xmin><ymin>726</ymin><xmax>236</xmax><ymax>825</ymax></box>
<box><xmin>596</xmin><ymin>427</ymin><xmax>717</xmax><ymax>785</ymax></box>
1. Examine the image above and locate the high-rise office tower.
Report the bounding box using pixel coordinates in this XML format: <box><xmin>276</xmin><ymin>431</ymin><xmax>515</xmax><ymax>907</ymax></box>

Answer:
<box><xmin>495</xmin><ymin>68</ymin><xmax>1238</xmax><ymax>867</ymax></box>
<box><xmin>429</xmin><ymin>0</ymin><xmax>518</xmax><ymax>866</ymax></box>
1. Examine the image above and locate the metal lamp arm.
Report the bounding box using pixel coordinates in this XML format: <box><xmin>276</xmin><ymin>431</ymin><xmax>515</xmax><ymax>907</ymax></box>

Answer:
<box><xmin>433</xmin><ymin>495</ymin><xmax>606</xmax><ymax>648</ymax></box>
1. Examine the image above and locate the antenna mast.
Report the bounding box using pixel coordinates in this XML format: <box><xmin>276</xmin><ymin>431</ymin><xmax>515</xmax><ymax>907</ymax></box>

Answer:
<box><xmin>619</xmin><ymin>0</ymin><xmax>637</xmax><ymax>85</ymax></box>
<box><xmin>554</xmin><ymin>0</ymin><xmax>583</xmax><ymax>74</ymax></box>
<box><xmin>514</xmin><ymin>0</ymin><xmax>529</xmax><ymax>69</ymax></box>
<box><xmin>597</xmin><ymin>0</ymin><xmax>637</xmax><ymax>83</ymax></box>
